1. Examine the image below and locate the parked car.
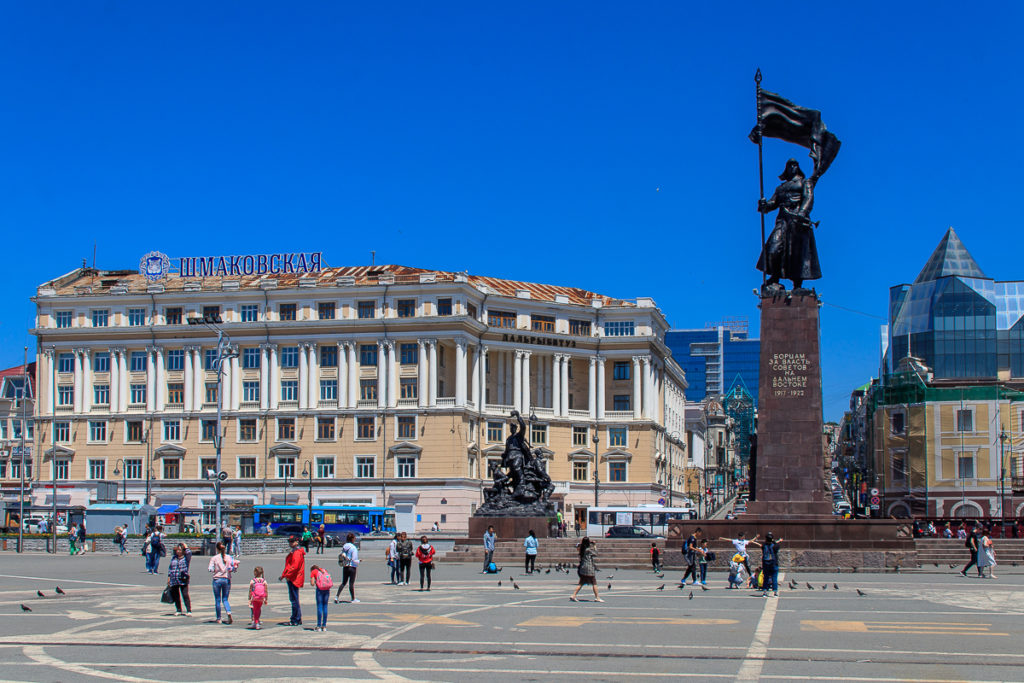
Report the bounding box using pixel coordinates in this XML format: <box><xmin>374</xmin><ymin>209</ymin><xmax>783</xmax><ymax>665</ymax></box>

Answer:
<box><xmin>604</xmin><ymin>525</ymin><xmax>664</xmax><ymax>539</ymax></box>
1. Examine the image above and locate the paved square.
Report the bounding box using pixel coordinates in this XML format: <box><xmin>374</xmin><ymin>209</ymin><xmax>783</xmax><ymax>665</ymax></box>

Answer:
<box><xmin>0</xmin><ymin>551</ymin><xmax>1022</xmax><ymax>681</ymax></box>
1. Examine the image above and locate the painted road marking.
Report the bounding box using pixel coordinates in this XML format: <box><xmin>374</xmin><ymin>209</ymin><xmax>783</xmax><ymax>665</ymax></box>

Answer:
<box><xmin>735</xmin><ymin>573</ymin><xmax>783</xmax><ymax>682</ymax></box>
<box><xmin>0</xmin><ymin>574</ymin><xmax>142</xmax><ymax>587</ymax></box>
<box><xmin>801</xmin><ymin>620</ymin><xmax>1009</xmax><ymax>636</ymax></box>
<box><xmin>518</xmin><ymin>615</ymin><xmax>739</xmax><ymax>627</ymax></box>
<box><xmin>329</xmin><ymin>611</ymin><xmax>477</xmax><ymax>626</ymax></box>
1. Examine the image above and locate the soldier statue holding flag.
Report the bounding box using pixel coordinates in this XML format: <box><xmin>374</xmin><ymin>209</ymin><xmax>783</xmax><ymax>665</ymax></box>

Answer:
<box><xmin>750</xmin><ymin>72</ymin><xmax>841</xmax><ymax>292</ymax></box>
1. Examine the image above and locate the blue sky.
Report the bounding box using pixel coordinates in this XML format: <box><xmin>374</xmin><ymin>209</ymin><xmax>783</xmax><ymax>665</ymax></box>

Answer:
<box><xmin>1</xmin><ymin>2</ymin><xmax>1021</xmax><ymax>421</ymax></box>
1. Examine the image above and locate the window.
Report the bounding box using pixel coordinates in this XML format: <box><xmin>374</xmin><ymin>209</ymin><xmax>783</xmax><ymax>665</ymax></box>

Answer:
<box><xmin>201</xmin><ymin>419</ymin><xmax>217</xmax><ymax>442</ymax></box>
<box><xmin>890</xmin><ymin>411</ymin><xmax>905</xmax><ymax>435</ymax></box>
<box><xmin>360</xmin><ymin>380</ymin><xmax>377</xmax><ymax>401</ymax></box>
<box><xmin>436</xmin><ymin>298</ymin><xmax>452</xmax><ymax>316</ymax></box>
<box><xmin>88</xmin><ymin>459</ymin><xmax>105</xmax><ymax>480</ymax></box>
<box><xmin>200</xmin><ymin>458</ymin><xmax>217</xmax><ymax>479</ymax></box>
<box><xmin>397</xmin><ymin>416</ymin><xmax>416</xmax><ymax>439</ymax></box>
<box><xmin>605</xmin><ymin>321</ymin><xmax>635</xmax><ymax>337</ymax></box>
<box><xmin>531</xmin><ymin>315</ymin><xmax>555</xmax><ymax>332</ymax></box>
<box><xmin>55</xmin><ymin>310</ymin><xmax>73</xmax><ymax>328</ymax></box>
<box><xmin>359</xmin><ymin>344</ymin><xmax>378</xmax><ymax>366</ymax></box>
<box><xmin>400</xmin><ymin>343</ymin><xmax>418</xmax><ymax>365</ymax></box>
<box><xmin>0</xmin><ymin>420</ymin><xmax>6</xmax><ymax>439</ymax></box>
<box><xmin>89</xmin><ymin>421</ymin><xmax>107</xmax><ymax>442</ymax></box>
<box><xmin>93</xmin><ymin>352</ymin><xmax>110</xmax><ymax>373</ymax></box>
<box><xmin>956</xmin><ymin>409</ymin><xmax>973</xmax><ymax>432</ymax></box>
<box><xmin>317</xmin><ymin>302</ymin><xmax>336</xmax><ymax>320</ymax></box>
<box><xmin>320</xmin><ymin>346</ymin><xmax>338</xmax><ymax>367</ymax></box>
<box><xmin>93</xmin><ymin>384</ymin><xmax>109</xmax><ymax>406</ymax></box>
<box><xmin>92</xmin><ymin>310</ymin><xmax>109</xmax><ymax>327</ymax></box>
<box><xmin>958</xmin><ymin>454</ymin><xmax>975</xmax><ymax>479</ymax></box>
<box><xmin>238</xmin><ymin>457</ymin><xmax>257</xmax><ymax>479</ymax></box>
<box><xmin>130</xmin><ymin>351</ymin><xmax>147</xmax><ymax>372</ymax></box>
<box><xmin>487</xmin><ymin>421</ymin><xmax>503</xmax><ymax>443</ymax></box>
<box><xmin>608</xmin><ymin>427</ymin><xmax>628</xmax><ymax>447</ymax></box>
<box><xmin>165</xmin><ymin>307</ymin><xmax>183</xmax><ymax>325</ymax></box>
<box><xmin>356</xmin><ymin>416</ymin><xmax>376</xmax><ymax>440</ymax></box>
<box><xmin>316</xmin><ymin>457</ymin><xmax>335</xmax><ymax>478</ymax></box>
<box><xmin>242</xmin><ymin>381</ymin><xmax>260</xmax><ymax>403</ymax></box>
<box><xmin>396</xmin><ymin>299</ymin><xmax>416</xmax><ymax>317</ymax></box>
<box><xmin>54</xmin><ymin>421</ymin><xmax>70</xmax><ymax>442</ymax></box>
<box><xmin>240</xmin><ymin>304</ymin><xmax>259</xmax><ymax>322</ymax></box>
<box><xmin>317</xmin><ymin>417</ymin><xmax>335</xmax><ymax>440</ymax></box>
<box><xmin>57</xmin><ymin>385</ymin><xmax>74</xmax><ymax>406</ymax></box>
<box><xmin>357</xmin><ymin>301</ymin><xmax>375</xmax><ymax>319</ymax></box>
<box><xmin>277</xmin><ymin>457</ymin><xmax>296</xmax><ymax>479</ymax></box>
<box><xmin>205</xmin><ymin>349</ymin><xmax>217</xmax><ymax>370</ymax></box>
<box><xmin>613</xmin><ymin>395</ymin><xmax>631</xmax><ymax>411</ymax></box>
<box><xmin>167</xmin><ymin>383</ymin><xmax>185</xmax><ymax>405</ymax></box>
<box><xmin>467</xmin><ymin>303</ymin><xmax>477</xmax><ymax>319</ymax></box>
<box><xmin>279</xmin><ymin>303</ymin><xmax>297</xmax><ymax>321</ymax></box>
<box><xmin>280</xmin><ymin>381</ymin><xmax>298</xmax><ymax>402</ymax></box>
<box><xmin>400</xmin><ymin>378</ymin><xmax>417</xmax><ymax>399</ymax></box>
<box><xmin>54</xmin><ymin>460</ymin><xmax>69</xmax><ymax>480</ymax></box>
<box><xmin>891</xmin><ymin>454</ymin><xmax>906</xmax><ymax>484</ymax></box>
<box><xmin>10</xmin><ymin>460</ymin><xmax>31</xmax><ymax>479</ymax></box>
<box><xmin>613</xmin><ymin>361</ymin><xmax>630</xmax><ymax>380</ymax></box>
<box><xmin>572</xmin><ymin>425</ymin><xmax>588</xmax><ymax>446</ymax></box>
<box><xmin>396</xmin><ymin>456</ymin><xmax>416</xmax><ymax>478</ymax></box>
<box><xmin>126</xmin><ymin>421</ymin><xmax>144</xmax><ymax>442</ymax></box>
<box><xmin>488</xmin><ymin>310</ymin><xmax>516</xmax><ymax>328</ymax></box>
<box><xmin>130</xmin><ymin>384</ymin><xmax>146</xmax><ymax>404</ymax></box>
<box><xmin>573</xmin><ymin>461</ymin><xmax>589</xmax><ymax>482</ymax></box>
<box><xmin>164</xmin><ymin>420</ymin><xmax>181</xmax><ymax>441</ymax></box>
<box><xmin>125</xmin><ymin>458</ymin><xmax>143</xmax><ymax>479</ymax></box>
<box><xmin>205</xmin><ymin>383</ymin><xmax>218</xmax><ymax>404</ymax></box>
<box><xmin>570</xmin><ymin>319</ymin><xmax>591</xmax><ymax>336</ymax></box>
<box><xmin>58</xmin><ymin>353</ymin><xmax>74</xmax><ymax>373</ymax></box>
<box><xmin>239</xmin><ymin>419</ymin><xmax>257</xmax><ymax>442</ymax></box>
<box><xmin>320</xmin><ymin>379</ymin><xmax>337</xmax><ymax>402</ymax></box>
<box><xmin>609</xmin><ymin>461</ymin><xmax>627</xmax><ymax>482</ymax></box>
<box><xmin>521</xmin><ymin>420</ymin><xmax>544</xmax><ymax>444</ymax></box>
<box><xmin>202</xmin><ymin>305</ymin><xmax>220</xmax><ymax>320</ymax></box>
<box><xmin>163</xmin><ymin>459</ymin><xmax>180</xmax><ymax>480</ymax></box>
<box><xmin>356</xmin><ymin>456</ymin><xmax>375</xmax><ymax>478</ymax></box>
<box><xmin>280</xmin><ymin>346</ymin><xmax>299</xmax><ymax>368</ymax></box>
<box><xmin>277</xmin><ymin>418</ymin><xmax>295</xmax><ymax>441</ymax></box>
<box><xmin>242</xmin><ymin>347</ymin><xmax>261</xmax><ymax>369</ymax></box>
<box><xmin>127</xmin><ymin>308</ymin><xmax>146</xmax><ymax>326</ymax></box>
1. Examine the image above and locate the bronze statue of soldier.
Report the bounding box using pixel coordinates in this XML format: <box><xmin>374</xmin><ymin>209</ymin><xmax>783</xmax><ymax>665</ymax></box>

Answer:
<box><xmin>756</xmin><ymin>158</ymin><xmax>821</xmax><ymax>291</ymax></box>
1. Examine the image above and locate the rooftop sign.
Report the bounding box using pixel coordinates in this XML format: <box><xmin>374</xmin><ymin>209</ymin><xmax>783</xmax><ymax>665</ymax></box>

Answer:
<box><xmin>140</xmin><ymin>251</ymin><xmax>324</xmax><ymax>281</ymax></box>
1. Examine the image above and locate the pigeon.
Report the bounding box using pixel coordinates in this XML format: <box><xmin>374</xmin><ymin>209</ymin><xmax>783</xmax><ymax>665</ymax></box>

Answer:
<box><xmin>856</xmin><ymin>589</ymin><xmax>865</xmax><ymax>596</ymax></box>
<box><xmin>36</xmin><ymin>591</ymin><xmax>45</xmax><ymax>598</ymax></box>
<box><xmin>894</xmin><ymin>566</ymin><xmax>901</xmax><ymax>574</ymax></box>
<box><xmin>688</xmin><ymin>591</ymin><xmax>694</xmax><ymax>600</ymax></box>
<box><xmin>607</xmin><ymin>584</ymin><xmax>612</xmax><ymax>590</ymax></box>
<box><xmin>1012</xmin><ymin>562</ymin><xmax>1018</xmax><ymax>568</ymax></box>
<box><xmin>656</xmin><ymin>584</ymin><xmax>665</xmax><ymax>591</ymax></box>
<box><xmin>607</xmin><ymin>575</ymin><xmax>615</xmax><ymax>580</ymax></box>
<box><xmin>836</xmin><ymin>567</ymin><xmax>842</xmax><ymax>574</ymax></box>
<box><xmin>822</xmin><ymin>585</ymin><xmax>827</xmax><ymax>591</ymax></box>
<box><xmin>20</xmin><ymin>604</ymin><xmax>31</xmax><ymax>612</ymax></box>
<box><xmin>55</xmin><ymin>587</ymin><xmax>65</xmax><ymax>595</ymax></box>
<box><xmin>656</xmin><ymin>573</ymin><xmax>665</xmax><ymax>579</ymax></box>
<box><xmin>498</xmin><ymin>581</ymin><xmax>502</xmax><ymax>587</ymax></box>
<box><xmin>852</xmin><ymin>567</ymin><xmax>858</xmax><ymax>573</ymax></box>
<box><xmin>833</xmin><ymin>583</ymin><xmax>839</xmax><ymax>590</ymax></box>
<box><xmin>948</xmin><ymin>563</ymin><xmax>957</xmax><ymax>569</ymax></box>
<box><xmin>545</xmin><ymin>569</ymin><xmax>551</xmax><ymax>574</ymax></box>
<box><xmin>933</xmin><ymin>563</ymin><xmax>939</xmax><ymax>568</ymax></box>
<box><xmin>701</xmin><ymin>584</ymin><xmax>708</xmax><ymax>592</ymax></box>
<box><xmin>806</xmin><ymin>582</ymin><xmax>814</xmax><ymax>590</ymax></box>
<box><xmin>513</xmin><ymin>582</ymin><xmax>520</xmax><ymax>590</ymax></box>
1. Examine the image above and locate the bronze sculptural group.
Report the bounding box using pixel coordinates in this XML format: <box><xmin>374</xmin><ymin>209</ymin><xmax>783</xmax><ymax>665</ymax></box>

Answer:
<box><xmin>476</xmin><ymin>411</ymin><xmax>555</xmax><ymax>517</ymax></box>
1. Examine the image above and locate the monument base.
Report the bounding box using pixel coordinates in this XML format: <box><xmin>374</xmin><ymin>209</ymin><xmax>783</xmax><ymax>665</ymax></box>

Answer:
<box><xmin>468</xmin><ymin>516</ymin><xmax>551</xmax><ymax>541</ymax></box>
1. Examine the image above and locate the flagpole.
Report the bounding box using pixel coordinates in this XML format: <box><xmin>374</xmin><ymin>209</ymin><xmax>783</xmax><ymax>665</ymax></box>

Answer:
<box><xmin>755</xmin><ymin>69</ymin><xmax>766</xmax><ymax>289</ymax></box>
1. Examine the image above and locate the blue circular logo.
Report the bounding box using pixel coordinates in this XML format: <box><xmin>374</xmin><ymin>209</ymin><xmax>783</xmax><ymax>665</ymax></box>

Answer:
<box><xmin>139</xmin><ymin>251</ymin><xmax>170</xmax><ymax>281</ymax></box>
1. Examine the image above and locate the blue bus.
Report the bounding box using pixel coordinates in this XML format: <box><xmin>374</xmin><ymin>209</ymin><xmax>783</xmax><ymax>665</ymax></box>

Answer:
<box><xmin>254</xmin><ymin>505</ymin><xmax>396</xmax><ymax>535</ymax></box>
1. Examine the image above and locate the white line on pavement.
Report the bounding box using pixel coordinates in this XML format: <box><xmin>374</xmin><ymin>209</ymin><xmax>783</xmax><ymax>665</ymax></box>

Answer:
<box><xmin>735</xmin><ymin>571</ymin><xmax>783</xmax><ymax>681</ymax></box>
<box><xmin>0</xmin><ymin>574</ymin><xmax>143</xmax><ymax>587</ymax></box>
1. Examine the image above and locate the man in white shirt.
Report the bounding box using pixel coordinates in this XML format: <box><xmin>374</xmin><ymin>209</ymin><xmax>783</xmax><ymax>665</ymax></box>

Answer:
<box><xmin>720</xmin><ymin>531</ymin><xmax>759</xmax><ymax>576</ymax></box>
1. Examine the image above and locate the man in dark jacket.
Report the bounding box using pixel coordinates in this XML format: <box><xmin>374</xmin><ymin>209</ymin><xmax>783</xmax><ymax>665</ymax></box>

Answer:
<box><xmin>960</xmin><ymin>524</ymin><xmax>980</xmax><ymax>577</ymax></box>
<box><xmin>678</xmin><ymin>528</ymin><xmax>701</xmax><ymax>586</ymax></box>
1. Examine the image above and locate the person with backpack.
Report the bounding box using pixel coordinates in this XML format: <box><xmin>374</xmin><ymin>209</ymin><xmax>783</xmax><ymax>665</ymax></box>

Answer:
<box><xmin>482</xmin><ymin>526</ymin><xmax>496</xmax><ymax>573</ymax></box>
<box><xmin>416</xmin><ymin>535</ymin><xmax>436</xmax><ymax>591</ymax></box>
<box><xmin>167</xmin><ymin>543</ymin><xmax>193</xmax><ymax>616</ymax></box>
<box><xmin>148</xmin><ymin>526</ymin><xmax>166</xmax><ymax>574</ymax></box>
<box><xmin>760</xmin><ymin>532</ymin><xmax>783</xmax><ymax>597</ymax></box>
<box><xmin>115</xmin><ymin>526</ymin><xmax>128</xmax><ymax>556</ymax></box>
<box><xmin>248</xmin><ymin>566</ymin><xmax>269</xmax><ymax>630</ymax></box>
<box><xmin>279</xmin><ymin>535</ymin><xmax>305</xmax><ymax>626</ymax></box>
<box><xmin>679</xmin><ymin>528</ymin><xmax>702</xmax><ymax>586</ymax></box>
<box><xmin>310</xmin><ymin>564</ymin><xmax>333</xmax><ymax>631</ymax></box>
<box><xmin>334</xmin><ymin>533</ymin><xmax>360</xmax><ymax>603</ymax></box>
<box><xmin>396</xmin><ymin>531</ymin><xmax>413</xmax><ymax>585</ymax></box>
<box><xmin>208</xmin><ymin>541</ymin><xmax>238</xmax><ymax>624</ymax></box>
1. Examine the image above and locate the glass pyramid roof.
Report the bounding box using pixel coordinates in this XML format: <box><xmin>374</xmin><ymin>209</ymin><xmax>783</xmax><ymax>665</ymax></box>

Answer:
<box><xmin>914</xmin><ymin>227</ymin><xmax>987</xmax><ymax>283</ymax></box>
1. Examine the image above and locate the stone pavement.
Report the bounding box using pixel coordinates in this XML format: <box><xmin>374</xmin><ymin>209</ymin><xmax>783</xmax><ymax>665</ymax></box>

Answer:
<box><xmin>0</xmin><ymin>551</ymin><xmax>1022</xmax><ymax>682</ymax></box>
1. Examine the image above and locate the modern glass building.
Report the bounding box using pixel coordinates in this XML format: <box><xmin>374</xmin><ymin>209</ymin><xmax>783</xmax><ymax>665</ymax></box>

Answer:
<box><xmin>889</xmin><ymin>228</ymin><xmax>1024</xmax><ymax>379</ymax></box>
<box><xmin>666</xmin><ymin>322</ymin><xmax>760</xmax><ymax>405</ymax></box>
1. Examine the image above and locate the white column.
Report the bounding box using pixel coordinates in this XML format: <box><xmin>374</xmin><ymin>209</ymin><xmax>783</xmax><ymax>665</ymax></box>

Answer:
<box><xmin>81</xmin><ymin>349</ymin><xmax>92</xmax><ymax>413</ymax></box>
<box><xmin>72</xmin><ymin>349</ymin><xmax>83</xmax><ymax>413</ymax></box>
<box><xmin>270</xmin><ymin>345</ymin><xmax>280</xmax><ymax>410</ymax></box>
<box><xmin>642</xmin><ymin>356</ymin><xmax>653</xmax><ymax>419</ymax></box>
<box><xmin>192</xmin><ymin>348</ymin><xmax>203</xmax><ymax>409</ymax></box>
<box><xmin>596</xmin><ymin>355</ymin><xmax>605</xmax><ymax>420</ymax></box>
<box><xmin>155</xmin><ymin>348</ymin><xmax>165</xmax><ymax>412</ymax></box>
<box><xmin>230</xmin><ymin>353</ymin><xmax>241</xmax><ymax>411</ymax></box>
<box><xmin>455</xmin><ymin>340</ymin><xmax>467</xmax><ymax>407</ymax></box>
<box><xmin>107</xmin><ymin>349</ymin><xmax>117</xmax><ymax>414</ymax></box>
<box><xmin>588</xmin><ymin>355</ymin><xmax>597</xmax><ymax>419</ymax></box>
<box><xmin>346</xmin><ymin>343</ymin><xmax>358</xmax><ymax>408</ymax></box>
<box><xmin>145</xmin><ymin>349</ymin><xmax>155</xmax><ymax>412</ymax></box>
<box><xmin>337</xmin><ymin>342</ymin><xmax>348</xmax><ymax>408</ymax></box>
<box><xmin>470</xmin><ymin>345</ymin><xmax>481</xmax><ymax>408</ymax></box>
<box><xmin>259</xmin><ymin>346</ymin><xmax>269</xmax><ymax>410</ymax></box>
<box><xmin>513</xmin><ymin>350</ymin><xmax>523</xmax><ymax>412</ymax></box>
<box><xmin>552</xmin><ymin>354</ymin><xmax>561</xmax><ymax>416</ymax></box>
<box><xmin>496</xmin><ymin>352</ymin><xmax>505</xmax><ymax>405</ymax></box>
<box><xmin>479</xmin><ymin>345</ymin><xmax>489</xmax><ymax>409</ymax></box>
<box><xmin>298</xmin><ymin>343</ymin><xmax>309</xmax><ymax>410</ymax></box>
<box><xmin>522</xmin><ymin>351</ymin><xmax>532</xmax><ymax>415</ymax></box>
<box><xmin>308</xmin><ymin>344</ymin><xmax>319</xmax><ymax>409</ymax></box>
<box><xmin>560</xmin><ymin>354</ymin><xmax>570</xmax><ymax>417</ymax></box>
<box><xmin>428</xmin><ymin>340</ymin><xmax>438</xmax><ymax>407</ymax></box>
<box><xmin>376</xmin><ymin>341</ymin><xmax>387</xmax><ymax>408</ymax></box>
<box><xmin>184</xmin><ymin>347</ymin><xmax>194</xmax><ymax>412</ymax></box>
<box><xmin>119</xmin><ymin>350</ymin><xmax>129</xmax><ymax>412</ymax></box>
<box><xmin>632</xmin><ymin>356</ymin><xmax>643</xmax><ymax>420</ymax></box>
<box><xmin>387</xmin><ymin>341</ymin><xmax>398</xmax><ymax>408</ymax></box>
<box><xmin>416</xmin><ymin>340</ymin><xmax>428</xmax><ymax>408</ymax></box>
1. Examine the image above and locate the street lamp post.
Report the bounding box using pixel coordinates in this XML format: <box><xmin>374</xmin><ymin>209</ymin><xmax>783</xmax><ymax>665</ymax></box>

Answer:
<box><xmin>301</xmin><ymin>460</ymin><xmax>313</xmax><ymax>525</ymax></box>
<box><xmin>667</xmin><ymin>431</ymin><xmax>682</xmax><ymax>508</ymax></box>
<box><xmin>999</xmin><ymin>429</ymin><xmax>1008</xmax><ymax>526</ymax></box>
<box><xmin>113</xmin><ymin>459</ymin><xmax>126</xmax><ymax>503</ymax></box>
<box><xmin>592</xmin><ymin>431</ymin><xmax>600</xmax><ymax>508</ymax></box>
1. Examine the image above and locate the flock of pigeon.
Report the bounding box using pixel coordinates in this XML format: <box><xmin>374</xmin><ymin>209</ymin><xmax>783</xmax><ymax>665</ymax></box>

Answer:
<box><xmin>21</xmin><ymin>586</ymin><xmax>66</xmax><ymax>612</ymax></box>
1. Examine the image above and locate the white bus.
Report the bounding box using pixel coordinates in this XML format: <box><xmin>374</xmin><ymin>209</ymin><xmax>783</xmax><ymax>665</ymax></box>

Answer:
<box><xmin>586</xmin><ymin>504</ymin><xmax>697</xmax><ymax>537</ymax></box>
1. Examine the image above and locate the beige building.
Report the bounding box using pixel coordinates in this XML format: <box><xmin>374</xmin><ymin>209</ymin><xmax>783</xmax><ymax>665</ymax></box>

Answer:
<box><xmin>26</xmin><ymin>257</ymin><xmax>687</xmax><ymax>533</ymax></box>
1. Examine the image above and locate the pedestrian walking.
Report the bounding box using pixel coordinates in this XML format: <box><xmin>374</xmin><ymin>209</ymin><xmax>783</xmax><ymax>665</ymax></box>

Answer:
<box><xmin>221</xmin><ymin>523</ymin><xmax>234</xmax><ymax>552</ymax></box>
<box><xmin>207</xmin><ymin>542</ymin><xmax>237</xmax><ymax>624</ymax></box>
<box><xmin>416</xmin><ymin>535</ymin><xmax>436</xmax><ymax>591</ymax></box>
<box><xmin>960</xmin><ymin>524</ymin><xmax>980</xmax><ymax>577</ymax></box>
<box><xmin>978</xmin><ymin>527</ymin><xmax>997</xmax><ymax>579</ymax></box>
<box><xmin>679</xmin><ymin>528</ymin><xmax>702</xmax><ymax>586</ymax></box>
<box><xmin>386</xmin><ymin>533</ymin><xmax>400</xmax><ymax>584</ymax></box>
<box><xmin>232</xmin><ymin>526</ymin><xmax>242</xmax><ymax>556</ymax></box>
<box><xmin>316</xmin><ymin>524</ymin><xmax>326</xmax><ymax>555</ymax></box>
<box><xmin>77</xmin><ymin>520</ymin><xmax>88</xmax><ymax>554</ymax></box>
<box><xmin>248</xmin><ymin>566</ymin><xmax>268</xmax><ymax>630</ymax></box>
<box><xmin>115</xmin><ymin>526</ymin><xmax>128</xmax><ymax>555</ymax></box>
<box><xmin>311</xmin><ymin>564</ymin><xmax>333</xmax><ymax>631</ymax></box>
<box><xmin>482</xmin><ymin>525</ymin><xmax>496</xmax><ymax>573</ymax></box>
<box><xmin>570</xmin><ymin>537</ymin><xmax>602</xmax><ymax>602</ymax></box>
<box><xmin>697</xmin><ymin>538</ymin><xmax>711</xmax><ymax>585</ymax></box>
<box><xmin>301</xmin><ymin>526</ymin><xmax>313</xmax><ymax>552</ymax></box>
<box><xmin>334</xmin><ymin>533</ymin><xmax>360</xmax><ymax>603</ymax></box>
<box><xmin>68</xmin><ymin>524</ymin><xmax>78</xmax><ymax>556</ymax></box>
<box><xmin>279</xmin><ymin>535</ymin><xmax>306</xmax><ymax>626</ymax></box>
<box><xmin>396</xmin><ymin>531</ymin><xmax>413</xmax><ymax>585</ymax></box>
<box><xmin>720</xmin><ymin>531</ymin><xmax>756</xmax><ymax>577</ymax></box>
<box><xmin>167</xmin><ymin>543</ymin><xmax>193</xmax><ymax>616</ymax></box>
<box><xmin>650</xmin><ymin>543</ymin><xmax>661</xmax><ymax>573</ymax></box>
<box><xmin>148</xmin><ymin>526</ymin><xmax>166</xmax><ymax>574</ymax></box>
<box><xmin>759</xmin><ymin>532</ymin><xmax>782</xmax><ymax>597</ymax></box>
<box><xmin>523</xmin><ymin>530</ymin><xmax>539</xmax><ymax>574</ymax></box>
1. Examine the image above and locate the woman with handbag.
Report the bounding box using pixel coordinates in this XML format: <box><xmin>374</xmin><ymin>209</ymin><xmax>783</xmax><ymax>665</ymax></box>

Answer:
<box><xmin>570</xmin><ymin>537</ymin><xmax>603</xmax><ymax>602</ymax></box>
<box><xmin>167</xmin><ymin>543</ymin><xmax>193</xmax><ymax>616</ymax></box>
<box><xmin>415</xmin><ymin>535</ymin><xmax>436</xmax><ymax>591</ymax></box>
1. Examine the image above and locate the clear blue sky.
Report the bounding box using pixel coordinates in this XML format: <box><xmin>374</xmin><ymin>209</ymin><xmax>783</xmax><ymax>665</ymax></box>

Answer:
<box><xmin>2</xmin><ymin>2</ymin><xmax>1021</xmax><ymax>421</ymax></box>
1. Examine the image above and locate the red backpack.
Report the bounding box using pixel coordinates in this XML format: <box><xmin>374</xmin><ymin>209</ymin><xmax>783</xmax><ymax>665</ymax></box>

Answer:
<box><xmin>251</xmin><ymin>578</ymin><xmax>267</xmax><ymax>601</ymax></box>
<box><xmin>314</xmin><ymin>569</ymin><xmax>333</xmax><ymax>590</ymax></box>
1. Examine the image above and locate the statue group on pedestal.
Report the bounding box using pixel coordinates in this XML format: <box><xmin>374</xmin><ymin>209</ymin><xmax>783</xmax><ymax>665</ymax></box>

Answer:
<box><xmin>476</xmin><ymin>411</ymin><xmax>555</xmax><ymax>517</ymax></box>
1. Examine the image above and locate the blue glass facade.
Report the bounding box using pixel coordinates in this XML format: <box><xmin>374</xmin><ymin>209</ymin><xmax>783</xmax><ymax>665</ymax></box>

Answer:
<box><xmin>666</xmin><ymin>327</ymin><xmax>760</xmax><ymax>406</ymax></box>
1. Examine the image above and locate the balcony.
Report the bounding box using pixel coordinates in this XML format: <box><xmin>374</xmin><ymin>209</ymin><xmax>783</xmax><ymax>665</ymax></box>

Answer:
<box><xmin>436</xmin><ymin>397</ymin><xmax>456</xmax><ymax>407</ymax></box>
<box><xmin>486</xmin><ymin>403</ymin><xmax>516</xmax><ymax>414</ymax></box>
<box><xmin>318</xmin><ymin>399</ymin><xmax>338</xmax><ymax>409</ymax></box>
<box><xmin>397</xmin><ymin>398</ymin><xmax>418</xmax><ymax>408</ymax></box>
<box><xmin>356</xmin><ymin>399</ymin><xmax>377</xmax><ymax>409</ymax></box>
<box><xmin>605</xmin><ymin>410</ymin><xmax>634</xmax><ymax>420</ymax></box>
<box><xmin>1013</xmin><ymin>476</ymin><xmax>1024</xmax><ymax>494</ymax></box>
<box><xmin>278</xmin><ymin>400</ymin><xmax>298</xmax><ymax>410</ymax></box>
<box><xmin>567</xmin><ymin>409</ymin><xmax>590</xmax><ymax>419</ymax></box>
<box><xmin>240</xmin><ymin>401</ymin><xmax>260</xmax><ymax>410</ymax></box>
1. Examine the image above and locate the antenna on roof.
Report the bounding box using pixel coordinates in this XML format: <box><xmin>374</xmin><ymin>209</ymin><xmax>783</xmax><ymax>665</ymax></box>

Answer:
<box><xmin>82</xmin><ymin>258</ymin><xmax>87</xmax><ymax>269</ymax></box>
<box><xmin>371</xmin><ymin>250</ymin><xmax>376</xmax><ymax>266</ymax></box>
<box><xmin>92</xmin><ymin>242</ymin><xmax>97</xmax><ymax>269</ymax></box>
